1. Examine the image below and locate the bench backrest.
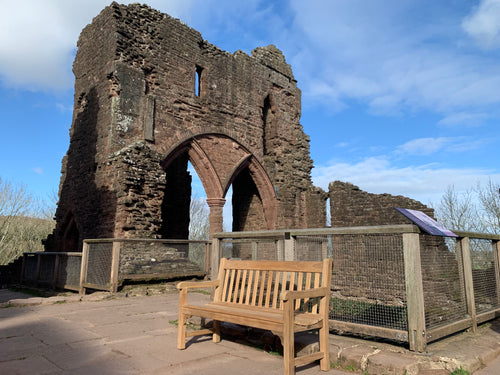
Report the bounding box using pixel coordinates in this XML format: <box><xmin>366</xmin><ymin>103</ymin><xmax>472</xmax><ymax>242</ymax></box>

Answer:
<box><xmin>213</xmin><ymin>258</ymin><xmax>332</xmax><ymax>312</ymax></box>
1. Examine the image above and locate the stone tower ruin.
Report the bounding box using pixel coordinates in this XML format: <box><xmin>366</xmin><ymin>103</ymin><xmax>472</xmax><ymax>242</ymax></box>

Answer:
<box><xmin>46</xmin><ymin>2</ymin><xmax>325</xmax><ymax>251</ymax></box>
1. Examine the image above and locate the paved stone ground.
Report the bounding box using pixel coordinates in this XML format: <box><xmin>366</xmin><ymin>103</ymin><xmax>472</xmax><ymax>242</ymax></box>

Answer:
<box><xmin>1</xmin><ymin>287</ymin><xmax>500</xmax><ymax>375</ymax></box>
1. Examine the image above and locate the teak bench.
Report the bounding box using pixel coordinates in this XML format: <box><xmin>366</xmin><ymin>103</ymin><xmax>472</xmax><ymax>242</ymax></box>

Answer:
<box><xmin>177</xmin><ymin>258</ymin><xmax>333</xmax><ymax>375</ymax></box>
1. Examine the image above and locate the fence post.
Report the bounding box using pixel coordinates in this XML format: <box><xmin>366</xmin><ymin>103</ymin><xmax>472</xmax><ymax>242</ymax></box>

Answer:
<box><xmin>110</xmin><ymin>240</ymin><xmax>121</xmax><ymax>293</ymax></box>
<box><xmin>493</xmin><ymin>240</ymin><xmax>500</xmax><ymax>307</ymax></box>
<box><xmin>79</xmin><ymin>241</ymin><xmax>90</xmax><ymax>295</ymax></box>
<box><xmin>284</xmin><ymin>232</ymin><xmax>294</xmax><ymax>261</ymax></box>
<box><xmin>403</xmin><ymin>232</ymin><xmax>426</xmax><ymax>352</ymax></box>
<box><xmin>52</xmin><ymin>254</ymin><xmax>60</xmax><ymax>289</ymax></box>
<box><xmin>277</xmin><ymin>239</ymin><xmax>284</xmax><ymax>261</ymax></box>
<box><xmin>321</xmin><ymin>239</ymin><xmax>328</xmax><ymax>260</ymax></box>
<box><xmin>205</xmin><ymin>242</ymin><xmax>211</xmax><ymax>277</ymax></box>
<box><xmin>35</xmin><ymin>254</ymin><xmax>41</xmax><ymax>287</ymax></box>
<box><xmin>20</xmin><ymin>254</ymin><xmax>26</xmax><ymax>283</ymax></box>
<box><xmin>251</xmin><ymin>241</ymin><xmax>258</xmax><ymax>260</ymax></box>
<box><xmin>210</xmin><ymin>237</ymin><xmax>221</xmax><ymax>280</ymax></box>
<box><xmin>460</xmin><ymin>236</ymin><xmax>477</xmax><ymax>332</ymax></box>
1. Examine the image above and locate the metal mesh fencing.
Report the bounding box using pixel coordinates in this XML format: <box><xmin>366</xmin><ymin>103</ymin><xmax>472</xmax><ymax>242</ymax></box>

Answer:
<box><xmin>221</xmin><ymin>239</ymin><xmax>280</xmax><ymax>260</ymax></box>
<box><xmin>118</xmin><ymin>240</ymin><xmax>206</xmax><ymax>280</ymax></box>
<box><xmin>85</xmin><ymin>242</ymin><xmax>113</xmax><ymax>288</ymax></box>
<box><xmin>38</xmin><ymin>254</ymin><xmax>56</xmax><ymax>284</ymax></box>
<box><xmin>295</xmin><ymin>235</ymin><xmax>329</xmax><ymax>261</ymax></box>
<box><xmin>470</xmin><ymin>238</ymin><xmax>500</xmax><ymax>314</ymax></box>
<box><xmin>421</xmin><ymin>236</ymin><xmax>467</xmax><ymax>330</ymax></box>
<box><xmin>23</xmin><ymin>254</ymin><xmax>38</xmax><ymax>282</ymax></box>
<box><xmin>329</xmin><ymin>233</ymin><xmax>408</xmax><ymax>331</ymax></box>
<box><xmin>56</xmin><ymin>254</ymin><xmax>82</xmax><ymax>290</ymax></box>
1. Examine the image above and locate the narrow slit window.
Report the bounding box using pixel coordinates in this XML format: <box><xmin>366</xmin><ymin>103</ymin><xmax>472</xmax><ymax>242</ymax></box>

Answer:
<box><xmin>195</xmin><ymin>65</ymin><xmax>203</xmax><ymax>97</ymax></box>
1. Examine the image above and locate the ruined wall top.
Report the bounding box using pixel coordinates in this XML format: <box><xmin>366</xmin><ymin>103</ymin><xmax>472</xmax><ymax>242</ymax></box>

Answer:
<box><xmin>329</xmin><ymin>181</ymin><xmax>435</xmax><ymax>227</ymax></box>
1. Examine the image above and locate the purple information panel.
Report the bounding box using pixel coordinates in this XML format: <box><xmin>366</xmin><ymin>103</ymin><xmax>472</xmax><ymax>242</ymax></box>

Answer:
<box><xmin>395</xmin><ymin>207</ymin><xmax>458</xmax><ymax>237</ymax></box>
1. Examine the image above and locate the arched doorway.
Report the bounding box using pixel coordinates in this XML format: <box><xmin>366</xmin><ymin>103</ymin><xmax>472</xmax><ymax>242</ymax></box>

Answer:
<box><xmin>161</xmin><ymin>134</ymin><xmax>277</xmax><ymax>238</ymax></box>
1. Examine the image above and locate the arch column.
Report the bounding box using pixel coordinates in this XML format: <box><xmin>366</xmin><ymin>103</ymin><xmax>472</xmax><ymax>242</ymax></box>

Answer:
<box><xmin>206</xmin><ymin>198</ymin><xmax>226</xmax><ymax>239</ymax></box>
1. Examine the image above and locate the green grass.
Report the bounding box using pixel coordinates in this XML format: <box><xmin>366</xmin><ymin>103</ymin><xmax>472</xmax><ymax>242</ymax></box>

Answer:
<box><xmin>450</xmin><ymin>368</ymin><xmax>469</xmax><ymax>375</ymax></box>
<box><xmin>342</xmin><ymin>364</ymin><xmax>358</xmax><ymax>372</ymax></box>
<box><xmin>169</xmin><ymin>319</ymin><xmax>199</xmax><ymax>330</ymax></box>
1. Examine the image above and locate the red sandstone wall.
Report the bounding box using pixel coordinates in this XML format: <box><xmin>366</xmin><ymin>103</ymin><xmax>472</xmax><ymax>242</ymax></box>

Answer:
<box><xmin>47</xmin><ymin>3</ymin><xmax>323</xmax><ymax>251</ymax></box>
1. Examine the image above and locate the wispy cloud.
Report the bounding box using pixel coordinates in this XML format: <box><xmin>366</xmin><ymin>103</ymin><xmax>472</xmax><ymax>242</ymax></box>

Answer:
<box><xmin>462</xmin><ymin>0</ymin><xmax>500</xmax><ymax>50</ymax></box>
<box><xmin>395</xmin><ymin>137</ymin><xmax>487</xmax><ymax>156</ymax></box>
<box><xmin>33</xmin><ymin>167</ymin><xmax>43</xmax><ymax>175</ymax></box>
<box><xmin>286</xmin><ymin>0</ymin><xmax>500</xmax><ymax>125</ymax></box>
<box><xmin>396</xmin><ymin>138</ymin><xmax>452</xmax><ymax>156</ymax></box>
<box><xmin>312</xmin><ymin>156</ymin><xmax>499</xmax><ymax>204</ymax></box>
<box><xmin>437</xmin><ymin>112</ymin><xmax>489</xmax><ymax>127</ymax></box>
<box><xmin>0</xmin><ymin>0</ymin><xmax>193</xmax><ymax>91</ymax></box>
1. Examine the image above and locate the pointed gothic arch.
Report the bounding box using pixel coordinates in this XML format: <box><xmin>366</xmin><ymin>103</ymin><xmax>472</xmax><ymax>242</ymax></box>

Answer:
<box><xmin>161</xmin><ymin>134</ymin><xmax>277</xmax><ymax>236</ymax></box>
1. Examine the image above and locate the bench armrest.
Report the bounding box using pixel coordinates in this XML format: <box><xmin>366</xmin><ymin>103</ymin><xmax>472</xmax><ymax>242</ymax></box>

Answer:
<box><xmin>177</xmin><ymin>280</ymin><xmax>220</xmax><ymax>290</ymax></box>
<box><xmin>280</xmin><ymin>287</ymin><xmax>330</xmax><ymax>302</ymax></box>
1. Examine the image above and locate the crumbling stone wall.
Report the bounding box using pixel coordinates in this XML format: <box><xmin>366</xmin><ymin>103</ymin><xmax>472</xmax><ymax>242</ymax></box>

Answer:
<box><xmin>46</xmin><ymin>2</ymin><xmax>324</xmax><ymax>251</ymax></box>
<box><xmin>329</xmin><ymin>181</ymin><xmax>434</xmax><ymax>227</ymax></box>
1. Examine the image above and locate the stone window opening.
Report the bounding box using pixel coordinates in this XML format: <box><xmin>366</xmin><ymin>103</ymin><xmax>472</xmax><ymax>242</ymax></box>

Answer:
<box><xmin>195</xmin><ymin>65</ymin><xmax>204</xmax><ymax>97</ymax></box>
<box><xmin>262</xmin><ymin>94</ymin><xmax>276</xmax><ymax>155</ymax></box>
<box><xmin>326</xmin><ymin>197</ymin><xmax>331</xmax><ymax>227</ymax></box>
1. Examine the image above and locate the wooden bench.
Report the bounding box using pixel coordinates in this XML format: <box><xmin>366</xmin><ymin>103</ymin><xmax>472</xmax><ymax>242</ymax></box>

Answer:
<box><xmin>177</xmin><ymin>258</ymin><xmax>333</xmax><ymax>375</ymax></box>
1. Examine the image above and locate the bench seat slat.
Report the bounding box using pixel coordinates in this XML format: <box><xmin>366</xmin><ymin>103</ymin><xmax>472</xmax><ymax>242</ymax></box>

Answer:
<box><xmin>224</xmin><ymin>260</ymin><xmax>324</xmax><ymax>273</ymax></box>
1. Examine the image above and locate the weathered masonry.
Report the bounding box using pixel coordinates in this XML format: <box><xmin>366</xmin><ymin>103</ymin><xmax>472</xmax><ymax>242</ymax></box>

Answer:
<box><xmin>46</xmin><ymin>2</ymin><xmax>325</xmax><ymax>251</ymax></box>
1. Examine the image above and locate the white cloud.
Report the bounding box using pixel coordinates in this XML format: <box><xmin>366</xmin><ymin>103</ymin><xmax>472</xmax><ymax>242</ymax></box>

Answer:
<box><xmin>33</xmin><ymin>167</ymin><xmax>43</xmax><ymax>175</ymax></box>
<box><xmin>395</xmin><ymin>137</ymin><xmax>486</xmax><ymax>156</ymax></box>
<box><xmin>312</xmin><ymin>156</ymin><xmax>500</xmax><ymax>205</ymax></box>
<box><xmin>462</xmin><ymin>0</ymin><xmax>500</xmax><ymax>49</ymax></box>
<box><xmin>396</xmin><ymin>138</ymin><xmax>451</xmax><ymax>156</ymax></box>
<box><xmin>287</xmin><ymin>0</ymin><xmax>500</xmax><ymax>124</ymax></box>
<box><xmin>438</xmin><ymin>112</ymin><xmax>488</xmax><ymax>127</ymax></box>
<box><xmin>0</xmin><ymin>0</ymin><xmax>193</xmax><ymax>91</ymax></box>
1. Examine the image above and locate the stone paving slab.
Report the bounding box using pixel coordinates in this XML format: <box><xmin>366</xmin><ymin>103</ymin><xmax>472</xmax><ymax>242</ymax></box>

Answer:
<box><xmin>1</xmin><ymin>288</ymin><xmax>500</xmax><ymax>374</ymax></box>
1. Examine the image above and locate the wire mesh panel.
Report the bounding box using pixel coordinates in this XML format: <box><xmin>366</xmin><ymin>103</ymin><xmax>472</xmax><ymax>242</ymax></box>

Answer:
<box><xmin>295</xmin><ymin>235</ymin><xmax>329</xmax><ymax>261</ymax></box>
<box><xmin>255</xmin><ymin>240</ymin><xmax>279</xmax><ymax>260</ymax></box>
<box><xmin>421</xmin><ymin>236</ymin><xmax>467</xmax><ymax>329</ymax></box>
<box><xmin>330</xmin><ymin>233</ymin><xmax>408</xmax><ymax>331</ymax></box>
<box><xmin>85</xmin><ymin>242</ymin><xmax>113</xmax><ymax>288</ymax></box>
<box><xmin>470</xmin><ymin>238</ymin><xmax>500</xmax><ymax>314</ymax></box>
<box><xmin>118</xmin><ymin>240</ymin><xmax>205</xmax><ymax>280</ymax></box>
<box><xmin>38</xmin><ymin>254</ymin><xmax>56</xmax><ymax>284</ymax></box>
<box><xmin>56</xmin><ymin>254</ymin><xmax>82</xmax><ymax>290</ymax></box>
<box><xmin>221</xmin><ymin>239</ymin><xmax>279</xmax><ymax>260</ymax></box>
<box><xmin>23</xmin><ymin>254</ymin><xmax>38</xmax><ymax>282</ymax></box>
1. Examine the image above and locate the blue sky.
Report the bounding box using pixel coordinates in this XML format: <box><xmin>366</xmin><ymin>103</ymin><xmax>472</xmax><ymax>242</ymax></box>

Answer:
<box><xmin>1</xmin><ymin>0</ymin><xmax>500</xmax><ymax>209</ymax></box>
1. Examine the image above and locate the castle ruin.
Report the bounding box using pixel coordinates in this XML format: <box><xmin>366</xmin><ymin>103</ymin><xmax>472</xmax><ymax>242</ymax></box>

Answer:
<box><xmin>45</xmin><ymin>3</ymin><xmax>435</xmax><ymax>252</ymax></box>
<box><xmin>46</xmin><ymin>2</ymin><xmax>326</xmax><ymax>251</ymax></box>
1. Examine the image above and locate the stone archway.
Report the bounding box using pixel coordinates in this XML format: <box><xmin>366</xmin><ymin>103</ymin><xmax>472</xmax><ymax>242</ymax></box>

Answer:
<box><xmin>162</xmin><ymin>134</ymin><xmax>277</xmax><ymax>238</ymax></box>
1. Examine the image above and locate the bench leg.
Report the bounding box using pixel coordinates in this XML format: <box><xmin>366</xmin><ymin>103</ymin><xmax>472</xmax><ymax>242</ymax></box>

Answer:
<box><xmin>178</xmin><ymin>290</ymin><xmax>187</xmax><ymax>350</ymax></box>
<box><xmin>212</xmin><ymin>320</ymin><xmax>221</xmax><ymax>343</ymax></box>
<box><xmin>319</xmin><ymin>320</ymin><xmax>330</xmax><ymax>371</ymax></box>
<box><xmin>283</xmin><ymin>305</ymin><xmax>295</xmax><ymax>375</ymax></box>
<box><xmin>177</xmin><ymin>311</ymin><xmax>187</xmax><ymax>349</ymax></box>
